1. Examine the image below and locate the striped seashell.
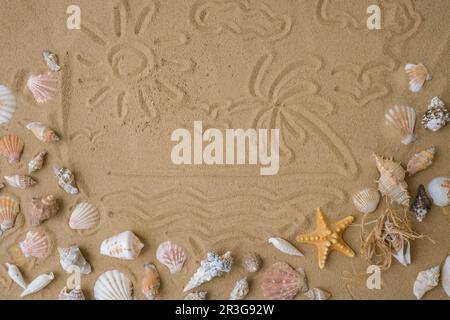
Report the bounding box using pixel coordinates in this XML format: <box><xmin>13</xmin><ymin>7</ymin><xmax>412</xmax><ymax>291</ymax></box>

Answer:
<box><xmin>19</xmin><ymin>230</ymin><xmax>50</xmax><ymax>259</ymax></box>
<box><xmin>0</xmin><ymin>135</ymin><xmax>24</xmax><ymax>164</ymax></box>
<box><xmin>268</xmin><ymin>237</ymin><xmax>303</xmax><ymax>256</ymax></box>
<box><xmin>100</xmin><ymin>231</ymin><xmax>144</xmax><ymax>260</ymax></box>
<box><xmin>42</xmin><ymin>51</ymin><xmax>61</xmax><ymax>72</ymax></box>
<box><xmin>407</xmin><ymin>147</ymin><xmax>436</xmax><ymax>175</ymax></box>
<box><xmin>58</xmin><ymin>286</ymin><xmax>85</xmax><ymax>300</ymax></box>
<box><xmin>53</xmin><ymin>167</ymin><xmax>78</xmax><ymax>194</ymax></box>
<box><xmin>26</xmin><ymin>122</ymin><xmax>59</xmax><ymax>143</ymax></box>
<box><xmin>156</xmin><ymin>241</ymin><xmax>187</xmax><ymax>274</ymax></box>
<box><xmin>405</xmin><ymin>63</ymin><xmax>431</xmax><ymax>93</ymax></box>
<box><xmin>0</xmin><ymin>85</ymin><xmax>16</xmax><ymax>125</ymax></box>
<box><xmin>0</xmin><ymin>194</ymin><xmax>20</xmax><ymax>234</ymax></box>
<box><xmin>28</xmin><ymin>151</ymin><xmax>47</xmax><ymax>174</ymax></box>
<box><xmin>261</xmin><ymin>262</ymin><xmax>308</xmax><ymax>300</ymax></box>
<box><xmin>352</xmin><ymin>188</ymin><xmax>380</xmax><ymax>214</ymax></box>
<box><xmin>94</xmin><ymin>270</ymin><xmax>134</xmax><ymax>300</ymax></box>
<box><xmin>142</xmin><ymin>263</ymin><xmax>160</xmax><ymax>300</ymax></box>
<box><xmin>4</xmin><ymin>175</ymin><xmax>36</xmax><ymax>190</ymax></box>
<box><xmin>385</xmin><ymin>106</ymin><xmax>416</xmax><ymax>145</ymax></box>
<box><xmin>410</xmin><ymin>185</ymin><xmax>432</xmax><ymax>222</ymax></box>
<box><xmin>69</xmin><ymin>202</ymin><xmax>99</xmax><ymax>230</ymax></box>
<box><xmin>26</xmin><ymin>73</ymin><xmax>57</xmax><ymax>104</ymax></box>
<box><xmin>21</xmin><ymin>272</ymin><xmax>54</xmax><ymax>297</ymax></box>
<box><xmin>30</xmin><ymin>195</ymin><xmax>59</xmax><ymax>226</ymax></box>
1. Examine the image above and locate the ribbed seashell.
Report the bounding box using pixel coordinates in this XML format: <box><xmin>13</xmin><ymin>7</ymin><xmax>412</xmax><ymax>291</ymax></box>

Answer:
<box><xmin>53</xmin><ymin>167</ymin><xmax>78</xmax><ymax>194</ymax></box>
<box><xmin>19</xmin><ymin>230</ymin><xmax>50</xmax><ymax>259</ymax></box>
<box><xmin>413</xmin><ymin>265</ymin><xmax>440</xmax><ymax>300</ymax></box>
<box><xmin>385</xmin><ymin>106</ymin><xmax>416</xmax><ymax>145</ymax></box>
<box><xmin>304</xmin><ymin>288</ymin><xmax>331</xmax><ymax>300</ymax></box>
<box><xmin>184</xmin><ymin>291</ymin><xmax>207</xmax><ymax>300</ymax></box>
<box><xmin>242</xmin><ymin>252</ymin><xmax>261</xmax><ymax>273</ymax></box>
<box><xmin>229</xmin><ymin>277</ymin><xmax>249</xmax><ymax>300</ymax></box>
<box><xmin>43</xmin><ymin>51</ymin><xmax>61</xmax><ymax>72</ymax></box>
<box><xmin>100</xmin><ymin>231</ymin><xmax>144</xmax><ymax>260</ymax></box>
<box><xmin>58</xmin><ymin>244</ymin><xmax>92</xmax><ymax>274</ymax></box>
<box><xmin>30</xmin><ymin>195</ymin><xmax>59</xmax><ymax>226</ymax></box>
<box><xmin>28</xmin><ymin>151</ymin><xmax>47</xmax><ymax>174</ymax></box>
<box><xmin>142</xmin><ymin>263</ymin><xmax>160</xmax><ymax>300</ymax></box>
<box><xmin>0</xmin><ymin>135</ymin><xmax>24</xmax><ymax>164</ymax></box>
<box><xmin>374</xmin><ymin>154</ymin><xmax>410</xmax><ymax>207</ymax></box>
<box><xmin>4</xmin><ymin>175</ymin><xmax>36</xmax><ymax>190</ymax></box>
<box><xmin>0</xmin><ymin>194</ymin><xmax>20</xmax><ymax>234</ymax></box>
<box><xmin>94</xmin><ymin>270</ymin><xmax>133</xmax><ymax>300</ymax></box>
<box><xmin>422</xmin><ymin>97</ymin><xmax>449</xmax><ymax>132</ymax></box>
<box><xmin>261</xmin><ymin>262</ymin><xmax>308</xmax><ymax>300</ymax></box>
<box><xmin>26</xmin><ymin>73</ymin><xmax>57</xmax><ymax>104</ymax></box>
<box><xmin>392</xmin><ymin>239</ymin><xmax>411</xmax><ymax>267</ymax></box>
<box><xmin>184</xmin><ymin>251</ymin><xmax>233</xmax><ymax>292</ymax></box>
<box><xmin>69</xmin><ymin>201</ymin><xmax>99</xmax><ymax>230</ymax></box>
<box><xmin>0</xmin><ymin>85</ymin><xmax>16</xmax><ymax>125</ymax></box>
<box><xmin>428</xmin><ymin>177</ymin><xmax>450</xmax><ymax>207</ymax></box>
<box><xmin>407</xmin><ymin>147</ymin><xmax>436</xmax><ymax>175</ymax></box>
<box><xmin>405</xmin><ymin>63</ymin><xmax>431</xmax><ymax>92</ymax></box>
<box><xmin>268</xmin><ymin>237</ymin><xmax>303</xmax><ymax>256</ymax></box>
<box><xmin>156</xmin><ymin>241</ymin><xmax>187</xmax><ymax>274</ymax></box>
<box><xmin>5</xmin><ymin>262</ymin><xmax>27</xmax><ymax>289</ymax></box>
<box><xmin>21</xmin><ymin>272</ymin><xmax>54</xmax><ymax>297</ymax></box>
<box><xmin>351</xmin><ymin>188</ymin><xmax>380</xmax><ymax>214</ymax></box>
<box><xmin>442</xmin><ymin>256</ymin><xmax>450</xmax><ymax>297</ymax></box>
<box><xmin>410</xmin><ymin>185</ymin><xmax>432</xmax><ymax>222</ymax></box>
<box><xmin>26</xmin><ymin>122</ymin><xmax>59</xmax><ymax>143</ymax></box>
<box><xmin>58</xmin><ymin>286</ymin><xmax>85</xmax><ymax>300</ymax></box>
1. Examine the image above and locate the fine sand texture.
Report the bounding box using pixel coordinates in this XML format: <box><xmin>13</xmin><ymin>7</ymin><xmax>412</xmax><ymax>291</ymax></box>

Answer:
<box><xmin>0</xmin><ymin>0</ymin><xmax>449</xmax><ymax>299</ymax></box>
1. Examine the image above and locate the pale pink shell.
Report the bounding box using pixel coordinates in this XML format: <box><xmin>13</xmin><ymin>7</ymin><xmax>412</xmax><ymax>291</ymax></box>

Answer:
<box><xmin>156</xmin><ymin>241</ymin><xmax>187</xmax><ymax>274</ymax></box>
<box><xmin>261</xmin><ymin>262</ymin><xmax>308</xmax><ymax>300</ymax></box>
<box><xmin>27</xmin><ymin>73</ymin><xmax>57</xmax><ymax>104</ymax></box>
<box><xmin>19</xmin><ymin>230</ymin><xmax>50</xmax><ymax>259</ymax></box>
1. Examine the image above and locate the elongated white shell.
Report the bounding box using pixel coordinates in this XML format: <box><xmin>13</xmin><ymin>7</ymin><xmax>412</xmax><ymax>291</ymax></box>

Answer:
<box><xmin>156</xmin><ymin>241</ymin><xmax>187</xmax><ymax>274</ymax></box>
<box><xmin>21</xmin><ymin>272</ymin><xmax>54</xmax><ymax>297</ymax></box>
<box><xmin>405</xmin><ymin>63</ymin><xmax>431</xmax><ymax>92</ymax></box>
<box><xmin>229</xmin><ymin>277</ymin><xmax>249</xmax><ymax>300</ymax></box>
<box><xmin>428</xmin><ymin>177</ymin><xmax>450</xmax><ymax>207</ymax></box>
<box><xmin>58</xmin><ymin>245</ymin><xmax>91</xmax><ymax>274</ymax></box>
<box><xmin>26</xmin><ymin>73</ymin><xmax>57</xmax><ymax>104</ymax></box>
<box><xmin>392</xmin><ymin>239</ymin><xmax>411</xmax><ymax>266</ymax></box>
<box><xmin>0</xmin><ymin>85</ymin><xmax>16</xmax><ymax>125</ymax></box>
<box><xmin>385</xmin><ymin>106</ymin><xmax>416</xmax><ymax>145</ymax></box>
<box><xmin>352</xmin><ymin>188</ymin><xmax>380</xmax><ymax>214</ymax></box>
<box><xmin>5</xmin><ymin>263</ymin><xmax>27</xmax><ymax>289</ymax></box>
<box><xmin>69</xmin><ymin>202</ymin><xmax>99</xmax><ymax>230</ymax></box>
<box><xmin>442</xmin><ymin>256</ymin><xmax>450</xmax><ymax>297</ymax></box>
<box><xmin>268</xmin><ymin>237</ymin><xmax>303</xmax><ymax>256</ymax></box>
<box><xmin>413</xmin><ymin>266</ymin><xmax>440</xmax><ymax>300</ymax></box>
<box><xmin>100</xmin><ymin>231</ymin><xmax>144</xmax><ymax>260</ymax></box>
<box><xmin>94</xmin><ymin>270</ymin><xmax>133</xmax><ymax>300</ymax></box>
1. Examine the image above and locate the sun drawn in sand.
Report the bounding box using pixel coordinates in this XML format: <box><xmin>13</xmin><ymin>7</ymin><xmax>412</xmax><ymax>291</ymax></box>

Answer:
<box><xmin>77</xmin><ymin>0</ymin><xmax>190</xmax><ymax>120</ymax></box>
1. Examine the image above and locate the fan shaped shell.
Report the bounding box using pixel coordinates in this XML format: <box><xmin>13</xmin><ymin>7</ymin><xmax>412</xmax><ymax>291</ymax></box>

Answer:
<box><xmin>0</xmin><ymin>194</ymin><xmax>20</xmax><ymax>233</ymax></box>
<box><xmin>405</xmin><ymin>63</ymin><xmax>431</xmax><ymax>93</ymax></box>
<box><xmin>0</xmin><ymin>135</ymin><xmax>24</xmax><ymax>164</ymax></box>
<box><xmin>352</xmin><ymin>188</ymin><xmax>380</xmax><ymax>214</ymax></box>
<box><xmin>19</xmin><ymin>230</ymin><xmax>50</xmax><ymax>259</ymax></box>
<box><xmin>156</xmin><ymin>241</ymin><xmax>187</xmax><ymax>274</ymax></box>
<box><xmin>26</xmin><ymin>73</ymin><xmax>57</xmax><ymax>104</ymax></box>
<box><xmin>0</xmin><ymin>85</ymin><xmax>16</xmax><ymax>125</ymax></box>
<box><xmin>261</xmin><ymin>262</ymin><xmax>308</xmax><ymax>300</ymax></box>
<box><xmin>385</xmin><ymin>106</ymin><xmax>416</xmax><ymax>145</ymax></box>
<box><xmin>69</xmin><ymin>201</ymin><xmax>99</xmax><ymax>230</ymax></box>
<box><xmin>94</xmin><ymin>270</ymin><xmax>133</xmax><ymax>300</ymax></box>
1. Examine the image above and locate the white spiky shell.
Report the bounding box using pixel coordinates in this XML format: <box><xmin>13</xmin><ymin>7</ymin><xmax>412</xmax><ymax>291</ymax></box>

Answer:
<box><xmin>43</xmin><ymin>51</ymin><xmax>61</xmax><ymax>72</ymax></box>
<box><xmin>268</xmin><ymin>237</ymin><xmax>303</xmax><ymax>256</ymax></box>
<box><xmin>442</xmin><ymin>256</ymin><xmax>450</xmax><ymax>297</ymax></box>
<box><xmin>304</xmin><ymin>288</ymin><xmax>331</xmax><ymax>300</ymax></box>
<box><xmin>156</xmin><ymin>241</ymin><xmax>187</xmax><ymax>274</ymax></box>
<box><xmin>0</xmin><ymin>194</ymin><xmax>20</xmax><ymax>233</ymax></box>
<box><xmin>229</xmin><ymin>277</ymin><xmax>249</xmax><ymax>300</ymax></box>
<box><xmin>413</xmin><ymin>266</ymin><xmax>440</xmax><ymax>300</ymax></box>
<box><xmin>407</xmin><ymin>147</ymin><xmax>436</xmax><ymax>175</ymax></box>
<box><xmin>4</xmin><ymin>175</ymin><xmax>36</xmax><ymax>190</ymax></box>
<box><xmin>26</xmin><ymin>73</ymin><xmax>57</xmax><ymax>104</ymax></box>
<box><xmin>5</xmin><ymin>263</ymin><xmax>27</xmax><ymax>289</ymax></box>
<box><xmin>428</xmin><ymin>177</ymin><xmax>450</xmax><ymax>207</ymax></box>
<box><xmin>21</xmin><ymin>272</ymin><xmax>54</xmax><ymax>297</ymax></box>
<box><xmin>100</xmin><ymin>231</ymin><xmax>144</xmax><ymax>260</ymax></box>
<box><xmin>19</xmin><ymin>230</ymin><xmax>50</xmax><ymax>259</ymax></box>
<box><xmin>58</xmin><ymin>244</ymin><xmax>91</xmax><ymax>274</ymax></box>
<box><xmin>385</xmin><ymin>106</ymin><xmax>416</xmax><ymax>145</ymax></box>
<box><xmin>352</xmin><ymin>188</ymin><xmax>380</xmax><ymax>214</ymax></box>
<box><xmin>94</xmin><ymin>270</ymin><xmax>133</xmax><ymax>300</ymax></box>
<box><xmin>405</xmin><ymin>63</ymin><xmax>431</xmax><ymax>93</ymax></box>
<box><xmin>0</xmin><ymin>85</ymin><xmax>16</xmax><ymax>125</ymax></box>
<box><xmin>69</xmin><ymin>202</ymin><xmax>99</xmax><ymax>230</ymax></box>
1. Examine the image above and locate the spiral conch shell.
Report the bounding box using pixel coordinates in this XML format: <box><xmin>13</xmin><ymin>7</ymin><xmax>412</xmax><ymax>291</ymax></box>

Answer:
<box><xmin>58</xmin><ymin>286</ymin><xmax>85</xmax><ymax>300</ymax></box>
<box><xmin>261</xmin><ymin>262</ymin><xmax>308</xmax><ymax>300</ymax></box>
<box><xmin>5</xmin><ymin>262</ymin><xmax>27</xmax><ymax>289</ymax></box>
<box><xmin>405</xmin><ymin>63</ymin><xmax>431</xmax><ymax>92</ymax></box>
<box><xmin>413</xmin><ymin>265</ymin><xmax>440</xmax><ymax>299</ymax></box>
<box><xmin>28</xmin><ymin>151</ymin><xmax>47</xmax><ymax>174</ymax></box>
<box><xmin>407</xmin><ymin>147</ymin><xmax>436</xmax><ymax>176</ymax></box>
<box><xmin>268</xmin><ymin>237</ymin><xmax>303</xmax><ymax>256</ymax></box>
<box><xmin>352</xmin><ymin>188</ymin><xmax>380</xmax><ymax>214</ymax></box>
<box><xmin>0</xmin><ymin>135</ymin><xmax>24</xmax><ymax>164</ymax></box>
<box><xmin>410</xmin><ymin>185</ymin><xmax>432</xmax><ymax>222</ymax></box>
<box><xmin>142</xmin><ymin>263</ymin><xmax>161</xmax><ymax>300</ymax></box>
<box><xmin>0</xmin><ymin>85</ymin><xmax>16</xmax><ymax>125</ymax></box>
<box><xmin>19</xmin><ymin>230</ymin><xmax>50</xmax><ymax>260</ymax></box>
<box><xmin>53</xmin><ymin>167</ymin><xmax>78</xmax><ymax>194</ymax></box>
<box><xmin>374</xmin><ymin>154</ymin><xmax>410</xmax><ymax>207</ymax></box>
<box><xmin>94</xmin><ymin>270</ymin><xmax>134</xmax><ymax>300</ymax></box>
<box><xmin>21</xmin><ymin>272</ymin><xmax>55</xmax><ymax>297</ymax></box>
<box><xmin>385</xmin><ymin>106</ymin><xmax>416</xmax><ymax>145</ymax></box>
<box><xmin>0</xmin><ymin>194</ymin><xmax>20</xmax><ymax>235</ymax></box>
<box><xmin>43</xmin><ymin>51</ymin><xmax>61</xmax><ymax>72</ymax></box>
<box><xmin>30</xmin><ymin>195</ymin><xmax>59</xmax><ymax>226</ymax></box>
<box><xmin>4</xmin><ymin>175</ymin><xmax>36</xmax><ymax>190</ymax></box>
<box><xmin>26</xmin><ymin>73</ymin><xmax>57</xmax><ymax>104</ymax></box>
<box><xmin>57</xmin><ymin>244</ymin><xmax>92</xmax><ymax>274</ymax></box>
<box><xmin>156</xmin><ymin>241</ymin><xmax>187</xmax><ymax>274</ymax></box>
<box><xmin>69</xmin><ymin>201</ymin><xmax>99</xmax><ymax>230</ymax></box>
<box><xmin>100</xmin><ymin>231</ymin><xmax>144</xmax><ymax>260</ymax></box>
<box><xmin>229</xmin><ymin>277</ymin><xmax>249</xmax><ymax>300</ymax></box>
<box><xmin>26</xmin><ymin>122</ymin><xmax>59</xmax><ymax>143</ymax></box>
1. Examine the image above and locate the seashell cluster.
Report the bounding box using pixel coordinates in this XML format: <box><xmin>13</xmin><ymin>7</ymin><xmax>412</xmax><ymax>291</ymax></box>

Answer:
<box><xmin>5</xmin><ymin>263</ymin><xmax>27</xmax><ymax>289</ymax></box>
<box><xmin>407</xmin><ymin>147</ymin><xmax>436</xmax><ymax>175</ymax></box>
<box><xmin>142</xmin><ymin>263</ymin><xmax>161</xmax><ymax>300</ymax></box>
<box><xmin>30</xmin><ymin>195</ymin><xmax>59</xmax><ymax>226</ymax></box>
<box><xmin>26</xmin><ymin>73</ymin><xmax>57</xmax><ymax>104</ymax></box>
<box><xmin>241</xmin><ymin>252</ymin><xmax>261</xmax><ymax>273</ymax></box>
<box><xmin>229</xmin><ymin>276</ymin><xmax>249</xmax><ymax>300</ymax></box>
<box><xmin>100</xmin><ymin>231</ymin><xmax>144</xmax><ymax>260</ymax></box>
<box><xmin>42</xmin><ymin>51</ymin><xmax>61</xmax><ymax>72</ymax></box>
<box><xmin>21</xmin><ymin>272</ymin><xmax>54</xmax><ymax>297</ymax></box>
<box><xmin>0</xmin><ymin>194</ymin><xmax>20</xmax><ymax>235</ymax></box>
<box><xmin>428</xmin><ymin>177</ymin><xmax>450</xmax><ymax>207</ymax></box>
<box><xmin>261</xmin><ymin>262</ymin><xmax>308</xmax><ymax>300</ymax></box>
<box><xmin>0</xmin><ymin>135</ymin><xmax>24</xmax><ymax>164</ymax></box>
<box><xmin>184</xmin><ymin>291</ymin><xmax>207</xmax><ymax>300</ymax></box>
<box><xmin>58</xmin><ymin>244</ymin><xmax>91</xmax><ymax>274</ymax></box>
<box><xmin>58</xmin><ymin>286</ymin><xmax>85</xmax><ymax>300</ymax></box>
<box><xmin>28</xmin><ymin>151</ymin><xmax>47</xmax><ymax>174</ymax></box>
<box><xmin>352</xmin><ymin>188</ymin><xmax>380</xmax><ymax>214</ymax></box>
<box><xmin>4</xmin><ymin>175</ymin><xmax>36</xmax><ymax>190</ymax></box>
<box><xmin>410</xmin><ymin>185</ymin><xmax>432</xmax><ymax>222</ymax></box>
<box><xmin>156</xmin><ymin>241</ymin><xmax>187</xmax><ymax>274</ymax></box>
<box><xmin>19</xmin><ymin>230</ymin><xmax>50</xmax><ymax>260</ymax></box>
<box><xmin>443</xmin><ymin>256</ymin><xmax>450</xmax><ymax>297</ymax></box>
<box><xmin>422</xmin><ymin>97</ymin><xmax>449</xmax><ymax>132</ymax></box>
<box><xmin>0</xmin><ymin>85</ymin><xmax>16</xmax><ymax>125</ymax></box>
<box><xmin>405</xmin><ymin>63</ymin><xmax>431</xmax><ymax>92</ymax></box>
<box><xmin>94</xmin><ymin>270</ymin><xmax>133</xmax><ymax>300</ymax></box>
<box><xmin>374</xmin><ymin>154</ymin><xmax>410</xmax><ymax>207</ymax></box>
<box><xmin>184</xmin><ymin>251</ymin><xmax>233</xmax><ymax>292</ymax></box>
<box><xmin>413</xmin><ymin>265</ymin><xmax>440</xmax><ymax>299</ymax></box>
<box><xmin>26</xmin><ymin>122</ymin><xmax>59</xmax><ymax>143</ymax></box>
<box><xmin>268</xmin><ymin>237</ymin><xmax>303</xmax><ymax>256</ymax></box>
<box><xmin>53</xmin><ymin>167</ymin><xmax>78</xmax><ymax>194</ymax></box>
<box><xmin>304</xmin><ymin>288</ymin><xmax>331</xmax><ymax>300</ymax></box>
<box><xmin>69</xmin><ymin>201</ymin><xmax>99</xmax><ymax>230</ymax></box>
<box><xmin>385</xmin><ymin>105</ymin><xmax>416</xmax><ymax>145</ymax></box>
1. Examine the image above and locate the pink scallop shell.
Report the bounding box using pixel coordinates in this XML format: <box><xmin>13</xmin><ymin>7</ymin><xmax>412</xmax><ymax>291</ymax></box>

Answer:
<box><xmin>261</xmin><ymin>262</ymin><xmax>307</xmax><ymax>300</ymax></box>
<box><xmin>156</xmin><ymin>241</ymin><xmax>187</xmax><ymax>274</ymax></box>
<box><xmin>19</xmin><ymin>230</ymin><xmax>50</xmax><ymax>259</ymax></box>
<box><xmin>26</xmin><ymin>73</ymin><xmax>57</xmax><ymax>104</ymax></box>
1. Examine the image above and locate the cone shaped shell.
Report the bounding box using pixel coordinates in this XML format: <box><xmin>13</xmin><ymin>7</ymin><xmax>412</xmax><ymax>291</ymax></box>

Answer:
<box><xmin>407</xmin><ymin>147</ymin><xmax>436</xmax><ymax>175</ymax></box>
<box><xmin>19</xmin><ymin>230</ymin><xmax>50</xmax><ymax>259</ymax></box>
<box><xmin>156</xmin><ymin>241</ymin><xmax>187</xmax><ymax>274</ymax></box>
<box><xmin>28</xmin><ymin>151</ymin><xmax>47</xmax><ymax>174</ymax></box>
<box><xmin>100</xmin><ymin>231</ymin><xmax>144</xmax><ymax>260</ymax></box>
<box><xmin>0</xmin><ymin>85</ymin><xmax>16</xmax><ymax>125</ymax></box>
<box><xmin>142</xmin><ymin>263</ymin><xmax>160</xmax><ymax>300</ymax></box>
<box><xmin>5</xmin><ymin>263</ymin><xmax>27</xmax><ymax>289</ymax></box>
<box><xmin>69</xmin><ymin>201</ymin><xmax>99</xmax><ymax>230</ymax></box>
<box><xmin>26</xmin><ymin>122</ymin><xmax>59</xmax><ymax>143</ymax></box>
<box><xmin>0</xmin><ymin>135</ymin><xmax>24</xmax><ymax>164</ymax></box>
<box><xmin>53</xmin><ymin>167</ymin><xmax>78</xmax><ymax>194</ymax></box>
<box><xmin>0</xmin><ymin>194</ymin><xmax>20</xmax><ymax>232</ymax></box>
<box><xmin>4</xmin><ymin>175</ymin><xmax>36</xmax><ymax>190</ymax></box>
<box><xmin>57</xmin><ymin>244</ymin><xmax>91</xmax><ymax>274</ymax></box>
<box><xmin>26</xmin><ymin>73</ymin><xmax>57</xmax><ymax>104</ymax></box>
<box><xmin>94</xmin><ymin>270</ymin><xmax>133</xmax><ymax>300</ymax></box>
<box><xmin>352</xmin><ymin>188</ymin><xmax>380</xmax><ymax>214</ymax></box>
<box><xmin>21</xmin><ymin>272</ymin><xmax>54</xmax><ymax>297</ymax></box>
<box><xmin>268</xmin><ymin>237</ymin><xmax>303</xmax><ymax>256</ymax></box>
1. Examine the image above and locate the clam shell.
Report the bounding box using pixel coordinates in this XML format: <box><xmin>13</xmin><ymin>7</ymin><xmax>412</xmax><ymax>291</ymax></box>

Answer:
<box><xmin>21</xmin><ymin>272</ymin><xmax>54</xmax><ymax>297</ymax></box>
<box><xmin>442</xmin><ymin>256</ymin><xmax>450</xmax><ymax>297</ymax></box>
<box><xmin>422</xmin><ymin>97</ymin><xmax>449</xmax><ymax>132</ymax></box>
<box><xmin>4</xmin><ymin>175</ymin><xmax>36</xmax><ymax>190</ymax></box>
<box><xmin>19</xmin><ymin>230</ymin><xmax>50</xmax><ymax>259</ymax></box>
<box><xmin>156</xmin><ymin>241</ymin><xmax>187</xmax><ymax>274</ymax></box>
<box><xmin>5</xmin><ymin>262</ymin><xmax>27</xmax><ymax>289</ymax></box>
<box><xmin>428</xmin><ymin>177</ymin><xmax>450</xmax><ymax>207</ymax></box>
<box><xmin>94</xmin><ymin>270</ymin><xmax>133</xmax><ymax>300</ymax></box>
<box><xmin>43</xmin><ymin>51</ymin><xmax>61</xmax><ymax>72</ymax></box>
<box><xmin>28</xmin><ymin>151</ymin><xmax>47</xmax><ymax>174</ymax></box>
<box><xmin>261</xmin><ymin>262</ymin><xmax>308</xmax><ymax>300</ymax></box>
<box><xmin>100</xmin><ymin>231</ymin><xmax>144</xmax><ymax>260</ymax></box>
<box><xmin>385</xmin><ymin>105</ymin><xmax>416</xmax><ymax>145</ymax></box>
<box><xmin>69</xmin><ymin>201</ymin><xmax>99</xmax><ymax>230</ymax></box>
<box><xmin>53</xmin><ymin>167</ymin><xmax>78</xmax><ymax>194</ymax></box>
<box><xmin>304</xmin><ymin>288</ymin><xmax>331</xmax><ymax>300</ymax></box>
<box><xmin>405</xmin><ymin>63</ymin><xmax>431</xmax><ymax>93</ymax></box>
<box><xmin>268</xmin><ymin>237</ymin><xmax>303</xmax><ymax>256</ymax></box>
<box><xmin>413</xmin><ymin>265</ymin><xmax>440</xmax><ymax>299</ymax></box>
<box><xmin>26</xmin><ymin>122</ymin><xmax>59</xmax><ymax>143</ymax></box>
<box><xmin>0</xmin><ymin>85</ymin><xmax>16</xmax><ymax>125</ymax></box>
<box><xmin>241</xmin><ymin>252</ymin><xmax>261</xmax><ymax>273</ymax></box>
<box><xmin>57</xmin><ymin>244</ymin><xmax>91</xmax><ymax>274</ymax></box>
<box><xmin>142</xmin><ymin>263</ymin><xmax>160</xmax><ymax>300</ymax></box>
<box><xmin>407</xmin><ymin>147</ymin><xmax>436</xmax><ymax>175</ymax></box>
<box><xmin>410</xmin><ymin>185</ymin><xmax>432</xmax><ymax>222</ymax></box>
<box><xmin>184</xmin><ymin>291</ymin><xmax>207</xmax><ymax>300</ymax></box>
<box><xmin>0</xmin><ymin>194</ymin><xmax>20</xmax><ymax>233</ymax></box>
<box><xmin>58</xmin><ymin>286</ymin><xmax>85</xmax><ymax>300</ymax></box>
<box><xmin>26</xmin><ymin>73</ymin><xmax>57</xmax><ymax>104</ymax></box>
<box><xmin>352</xmin><ymin>188</ymin><xmax>380</xmax><ymax>214</ymax></box>
<box><xmin>0</xmin><ymin>135</ymin><xmax>24</xmax><ymax>164</ymax></box>
<box><xmin>229</xmin><ymin>276</ymin><xmax>249</xmax><ymax>300</ymax></box>
<box><xmin>30</xmin><ymin>195</ymin><xmax>59</xmax><ymax>226</ymax></box>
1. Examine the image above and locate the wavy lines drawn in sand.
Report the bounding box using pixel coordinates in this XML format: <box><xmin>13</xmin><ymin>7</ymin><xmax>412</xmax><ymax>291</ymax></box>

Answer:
<box><xmin>70</xmin><ymin>127</ymin><xmax>105</xmax><ymax>145</ymax></box>
<box><xmin>331</xmin><ymin>61</ymin><xmax>393</xmax><ymax>107</ymax></box>
<box><xmin>76</xmin><ymin>0</ymin><xmax>189</xmax><ymax>121</ymax></box>
<box><xmin>190</xmin><ymin>0</ymin><xmax>292</xmax><ymax>41</ymax></box>
<box><xmin>316</xmin><ymin>0</ymin><xmax>366</xmax><ymax>29</ymax></box>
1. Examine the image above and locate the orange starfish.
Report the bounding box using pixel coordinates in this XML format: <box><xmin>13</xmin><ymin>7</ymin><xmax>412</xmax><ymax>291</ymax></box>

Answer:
<box><xmin>296</xmin><ymin>208</ymin><xmax>355</xmax><ymax>269</ymax></box>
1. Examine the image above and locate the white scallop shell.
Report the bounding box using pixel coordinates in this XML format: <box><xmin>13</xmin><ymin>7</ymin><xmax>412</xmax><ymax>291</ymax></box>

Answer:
<box><xmin>100</xmin><ymin>231</ymin><xmax>144</xmax><ymax>260</ymax></box>
<box><xmin>442</xmin><ymin>256</ymin><xmax>450</xmax><ymax>297</ymax></box>
<box><xmin>5</xmin><ymin>263</ymin><xmax>27</xmax><ymax>289</ymax></box>
<box><xmin>352</xmin><ymin>188</ymin><xmax>380</xmax><ymax>214</ymax></box>
<box><xmin>156</xmin><ymin>241</ymin><xmax>187</xmax><ymax>274</ymax></box>
<box><xmin>0</xmin><ymin>85</ymin><xmax>16</xmax><ymax>125</ymax></box>
<box><xmin>94</xmin><ymin>270</ymin><xmax>133</xmax><ymax>300</ymax></box>
<box><xmin>428</xmin><ymin>177</ymin><xmax>450</xmax><ymax>207</ymax></box>
<box><xmin>229</xmin><ymin>277</ymin><xmax>249</xmax><ymax>300</ymax></box>
<box><xmin>26</xmin><ymin>73</ymin><xmax>57</xmax><ymax>104</ymax></box>
<box><xmin>413</xmin><ymin>265</ymin><xmax>440</xmax><ymax>300</ymax></box>
<box><xmin>385</xmin><ymin>106</ymin><xmax>416</xmax><ymax>145</ymax></box>
<box><xmin>69</xmin><ymin>202</ymin><xmax>100</xmax><ymax>230</ymax></box>
<box><xmin>21</xmin><ymin>272</ymin><xmax>54</xmax><ymax>297</ymax></box>
<box><xmin>405</xmin><ymin>63</ymin><xmax>431</xmax><ymax>93</ymax></box>
<box><xmin>268</xmin><ymin>237</ymin><xmax>303</xmax><ymax>257</ymax></box>
<box><xmin>19</xmin><ymin>230</ymin><xmax>50</xmax><ymax>259</ymax></box>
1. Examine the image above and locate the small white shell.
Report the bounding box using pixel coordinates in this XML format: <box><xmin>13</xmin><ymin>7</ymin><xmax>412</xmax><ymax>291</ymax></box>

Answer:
<box><xmin>57</xmin><ymin>244</ymin><xmax>92</xmax><ymax>274</ymax></box>
<box><xmin>5</xmin><ymin>263</ymin><xmax>27</xmax><ymax>289</ymax></box>
<box><xmin>413</xmin><ymin>266</ymin><xmax>440</xmax><ymax>300</ymax></box>
<box><xmin>94</xmin><ymin>270</ymin><xmax>133</xmax><ymax>300</ymax></box>
<box><xmin>28</xmin><ymin>151</ymin><xmax>47</xmax><ymax>174</ymax></box>
<box><xmin>156</xmin><ymin>241</ymin><xmax>187</xmax><ymax>274</ymax></box>
<box><xmin>43</xmin><ymin>51</ymin><xmax>61</xmax><ymax>72</ymax></box>
<box><xmin>69</xmin><ymin>202</ymin><xmax>100</xmax><ymax>230</ymax></box>
<box><xmin>428</xmin><ymin>177</ymin><xmax>450</xmax><ymax>207</ymax></box>
<box><xmin>26</xmin><ymin>73</ymin><xmax>57</xmax><ymax>104</ymax></box>
<box><xmin>392</xmin><ymin>239</ymin><xmax>411</xmax><ymax>266</ymax></box>
<box><xmin>268</xmin><ymin>237</ymin><xmax>303</xmax><ymax>257</ymax></box>
<box><xmin>100</xmin><ymin>231</ymin><xmax>144</xmax><ymax>260</ymax></box>
<box><xmin>229</xmin><ymin>277</ymin><xmax>249</xmax><ymax>300</ymax></box>
<box><xmin>21</xmin><ymin>272</ymin><xmax>54</xmax><ymax>297</ymax></box>
<box><xmin>405</xmin><ymin>63</ymin><xmax>431</xmax><ymax>93</ymax></box>
<box><xmin>352</xmin><ymin>188</ymin><xmax>380</xmax><ymax>214</ymax></box>
<box><xmin>304</xmin><ymin>288</ymin><xmax>331</xmax><ymax>300</ymax></box>
<box><xmin>442</xmin><ymin>256</ymin><xmax>450</xmax><ymax>297</ymax></box>
<box><xmin>385</xmin><ymin>105</ymin><xmax>416</xmax><ymax>145</ymax></box>
<box><xmin>0</xmin><ymin>85</ymin><xmax>17</xmax><ymax>125</ymax></box>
